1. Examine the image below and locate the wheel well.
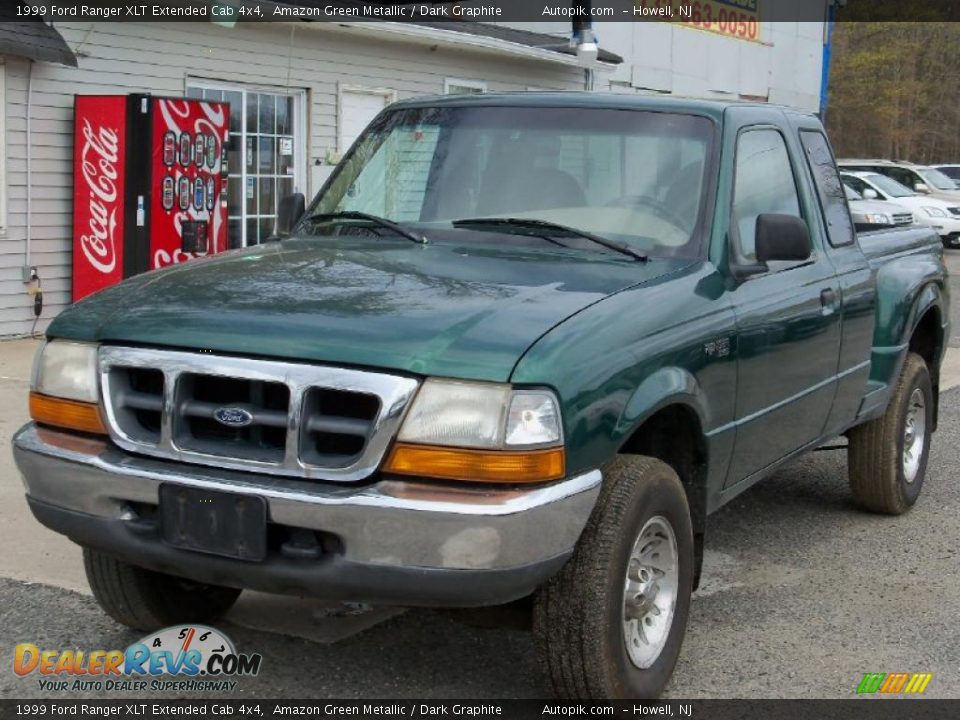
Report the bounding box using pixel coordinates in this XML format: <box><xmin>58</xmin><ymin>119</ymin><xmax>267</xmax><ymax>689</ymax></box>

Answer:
<box><xmin>910</xmin><ymin>307</ymin><xmax>942</xmax><ymax>429</ymax></box>
<box><xmin>618</xmin><ymin>404</ymin><xmax>708</xmax><ymax>587</ymax></box>
<box><xmin>909</xmin><ymin>307</ymin><xmax>941</xmax><ymax>370</ymax></box>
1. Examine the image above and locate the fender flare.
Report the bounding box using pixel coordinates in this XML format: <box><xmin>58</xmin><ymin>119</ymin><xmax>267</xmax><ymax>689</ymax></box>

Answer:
<box><xmin>901</xmin><ymin>281</ymin><xmax>944</xmax><ymax>349</ymax></box>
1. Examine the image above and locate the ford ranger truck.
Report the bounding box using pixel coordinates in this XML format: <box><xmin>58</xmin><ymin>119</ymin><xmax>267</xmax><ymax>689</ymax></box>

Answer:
<box><xmin>14</xmin><ymin>95</ymin><xmax>949</xmax><ymax>698</ymax></box>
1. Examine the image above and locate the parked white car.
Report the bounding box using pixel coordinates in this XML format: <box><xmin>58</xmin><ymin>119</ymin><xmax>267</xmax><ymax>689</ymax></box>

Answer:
<box><xmin>839</xmin><ymin>159</ymin><xmax>960</xmax><ymax>203</ymax></box>
<box><xmin>840</xmin><ymin>170</ymin><xmax>960</xmax><ymax>248</ymax></box>
<box><xmin>843</xmin><ymin>184</ymin><xmax>913</xmax><ymax>231</ymax></box>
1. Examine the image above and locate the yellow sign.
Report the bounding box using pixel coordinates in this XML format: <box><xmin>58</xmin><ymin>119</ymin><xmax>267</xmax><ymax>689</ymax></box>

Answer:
<box><xmin>634</xmin><ymin>0</ymin><xmax>763</xmax><ymax>43</ymax></box>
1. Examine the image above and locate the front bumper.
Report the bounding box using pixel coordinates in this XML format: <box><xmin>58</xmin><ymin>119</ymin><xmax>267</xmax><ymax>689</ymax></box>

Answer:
<box><xmin>13</xmin><ymin>424</ymin><xmax>601</xmax><ymax>607</ymax></box>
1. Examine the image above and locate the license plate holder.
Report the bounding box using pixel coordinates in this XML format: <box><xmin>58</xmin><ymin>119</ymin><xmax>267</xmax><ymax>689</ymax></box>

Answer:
<box><xmin>159</xmin><ymin>484</ymin><xmax>267</xmax><ymax>562</ymax></box>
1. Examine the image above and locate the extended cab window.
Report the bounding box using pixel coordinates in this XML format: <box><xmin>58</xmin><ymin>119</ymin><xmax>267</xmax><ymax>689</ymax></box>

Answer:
<box><xmin>732</xmin><ymin>129</ymin><xmax>802</xmax><ymax>260</ymax></box>
<box><xmin>800</xmin><ymin>130</ymin><xmax>855</xmax><ymax>247</ymax></box>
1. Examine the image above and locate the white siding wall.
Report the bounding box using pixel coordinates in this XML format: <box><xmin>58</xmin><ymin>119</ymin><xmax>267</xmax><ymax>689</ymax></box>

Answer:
<box><xmin>501</xmin><ymin>21</ymin><xmax>825</xmax><ymax>111</ymax></box>
<box><xmin>0</xmin><ymin>22</ymin><xmax>584</xmax><ymax>337</ymax></box>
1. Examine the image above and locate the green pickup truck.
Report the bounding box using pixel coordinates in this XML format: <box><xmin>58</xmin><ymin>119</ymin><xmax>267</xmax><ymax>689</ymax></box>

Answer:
<box><xmin>14</xmin><ymin>94</ymin><xmax>949</xmax><ymax>698</ymax></box>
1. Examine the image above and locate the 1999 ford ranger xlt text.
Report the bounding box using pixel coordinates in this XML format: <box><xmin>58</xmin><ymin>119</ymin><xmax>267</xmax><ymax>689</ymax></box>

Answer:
<box><xmin>14</xmin><ymin>94</ymin><xmax>949</xmax><ymax>698</ymax></box>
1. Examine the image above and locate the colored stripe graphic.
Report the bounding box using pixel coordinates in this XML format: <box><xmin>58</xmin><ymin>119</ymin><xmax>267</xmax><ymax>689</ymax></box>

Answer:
<box><xmin>857</xmin><ymin>672</ymin><xmax>932</xmax><ymax>694</ymax></box>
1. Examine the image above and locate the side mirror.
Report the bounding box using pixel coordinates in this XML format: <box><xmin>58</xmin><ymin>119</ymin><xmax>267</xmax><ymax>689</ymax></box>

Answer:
<box><xmin>914</xmin><ymin>182</ymin><xmax>930</xmax><ymax>194</ymax></box>
<box><xmin>755</xmin><ymin>213</ymin><xmax>812</xmax><ymax>263</ymax></box>
<box><xmin>272</xmin><ymin>193</ymin><xmax>306</xmax><ymax>239</ymax></box>
<box><xmin>862</xmin><ymin>188</ymin><xmax>879</xmax><ymax>200</ymax></box>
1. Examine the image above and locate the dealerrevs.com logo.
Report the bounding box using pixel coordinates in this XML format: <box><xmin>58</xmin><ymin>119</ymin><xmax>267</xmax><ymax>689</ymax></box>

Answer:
<box><xmin>14</xmin><ymin>625</ymin><xmax>262</xmax><ymax>693</ymax></box>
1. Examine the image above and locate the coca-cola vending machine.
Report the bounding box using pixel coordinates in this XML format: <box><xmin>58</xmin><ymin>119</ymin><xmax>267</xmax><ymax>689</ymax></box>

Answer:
<box><xmin>72</xmin><ymin>94</ymin><xmax>230</xmax><ymax>301</ymax></box>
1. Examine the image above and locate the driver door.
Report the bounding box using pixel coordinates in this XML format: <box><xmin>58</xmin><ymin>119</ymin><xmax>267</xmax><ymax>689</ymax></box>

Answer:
<box><xmin>724</xmin><ymin>127</ymin><xmax>842</xmax><ymax>486</ymax></box>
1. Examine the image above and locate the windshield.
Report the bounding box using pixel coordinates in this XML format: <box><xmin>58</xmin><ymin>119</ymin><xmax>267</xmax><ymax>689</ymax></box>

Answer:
<box><xmin>307</xmin><ymin>106</ymin><xmax>715</xmax><ymax>257</ymax></box>
<box><xmin>920</xmin><ymin>167</ymin><xmax>959</xmax><ymax>190</ymax></box>
<box><xmin>864</xmin><ymin>173</ymin><xmax>916</xmax><ymax>198</ymax></box>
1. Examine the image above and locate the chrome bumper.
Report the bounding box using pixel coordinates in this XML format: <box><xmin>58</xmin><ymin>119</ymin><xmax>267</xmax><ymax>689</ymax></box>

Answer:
<box><xmin>13</xmin><ymin>423</ymin><xmax>601</xmax><ymax>605</ymax></box>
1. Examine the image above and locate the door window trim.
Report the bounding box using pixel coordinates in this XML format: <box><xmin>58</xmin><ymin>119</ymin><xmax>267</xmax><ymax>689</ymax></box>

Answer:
<box><xmin>186</xmin><ymin>78</ymin><xmax>308</xmax><ymax>248</ymax></box>
<box><xmin>729</xmin><ymin>124</ymin><xmax>816</xmax><ymax>277</ymax></box>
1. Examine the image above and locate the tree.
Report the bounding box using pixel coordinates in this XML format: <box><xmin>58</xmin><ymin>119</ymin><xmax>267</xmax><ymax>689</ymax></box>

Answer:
<box><xmin>825</xmin><ymin>22</ymin><xmax>960</xmax><ymax>162</ymax></box>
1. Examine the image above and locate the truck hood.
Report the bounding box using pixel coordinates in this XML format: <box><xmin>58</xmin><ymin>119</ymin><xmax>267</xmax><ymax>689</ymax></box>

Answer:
<box><xmin>50</xmin><ymin>238</ymin><xmax>691</xmax><ymax>381</ymax></box>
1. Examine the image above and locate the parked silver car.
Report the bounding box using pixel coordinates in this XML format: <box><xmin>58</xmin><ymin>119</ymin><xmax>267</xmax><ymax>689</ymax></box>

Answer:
<box><xmin>844</xmin><ymin>184</ymin><xmax>913</xmax><ymax>231</ymax></box>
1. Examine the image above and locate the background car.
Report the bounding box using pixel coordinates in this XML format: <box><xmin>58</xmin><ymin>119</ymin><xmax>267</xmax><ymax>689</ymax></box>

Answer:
<box><xmin>841</xmin><ymin>170</ymin><xmax>960</xmax><ymax>248</ymax></box>
<box><xmin>932</xmin><ymin>164</ymin><xmax>960</xmax><ymax>183</ymax></box>
<box><xmin>839</xmin><ymin>159</ymin><xmax>960</xmax><ymax>203</ymax></box>
<box><xmin>844</xmin><ymin>184</ymin><xmax>913</xmax><ymax>231</ymax></box>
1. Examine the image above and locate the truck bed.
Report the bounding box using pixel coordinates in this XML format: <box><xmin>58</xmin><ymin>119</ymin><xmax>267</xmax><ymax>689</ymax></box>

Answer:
<box><xmin>857</xmin><ymin>224</ymin><xmax>943</xmax><ymax>264</ymax></box>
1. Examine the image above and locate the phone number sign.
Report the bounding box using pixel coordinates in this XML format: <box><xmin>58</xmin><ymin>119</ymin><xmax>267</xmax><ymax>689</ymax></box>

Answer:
<box><xmin>635</xmin><ymin>0</ymin><xmax>762</xmax><ymax>43</ymax></box>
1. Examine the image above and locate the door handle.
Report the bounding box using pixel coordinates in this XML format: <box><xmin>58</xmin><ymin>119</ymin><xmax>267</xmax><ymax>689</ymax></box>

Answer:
<box><xmin>820</xmin><ymin>288</ymin><xmax>837</xmax><ymax>315</ymax></box>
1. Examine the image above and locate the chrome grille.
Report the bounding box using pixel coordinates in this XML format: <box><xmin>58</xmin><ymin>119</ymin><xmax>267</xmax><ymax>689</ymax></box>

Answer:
<box><xmin>893</xmin><ymin>212</ymin><xmax>913</xmax><ymax>226</ymax></box>
<box><xmin>99</xmin><ymin>347</ymin><xmax>419</xmax><ymax>481</ymax></box>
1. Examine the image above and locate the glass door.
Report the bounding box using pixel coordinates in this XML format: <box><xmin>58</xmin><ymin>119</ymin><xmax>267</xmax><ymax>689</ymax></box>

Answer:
<box><xmin>187</xmin><ymin>82</ymin><xmax>305</xmax><ymax>247</ymax></box>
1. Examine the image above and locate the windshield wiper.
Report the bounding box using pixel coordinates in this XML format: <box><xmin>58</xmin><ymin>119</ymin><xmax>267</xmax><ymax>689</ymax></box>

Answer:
<box><xmin>307</xmin><ymin>211</ymin><xmax>427</xmax><ymax>245</ymax></box>
<box><xmin>452</xmin><ymin>217</ymin><xmax>647</xmax><ymax>262</ymax></box>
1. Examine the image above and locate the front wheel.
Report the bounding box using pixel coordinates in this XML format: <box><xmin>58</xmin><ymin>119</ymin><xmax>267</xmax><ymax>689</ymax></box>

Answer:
<box><xmin>847</xmin><ymin>352</ymin><xmax>933</xmax><ymax>514</ymax></box>
<box><xmin>84</xmin><ymin>548</ymin><xmax>242</xmax><ymax>631</ymax></box>
<box><xmin>533</xmin><ymin>456</ymin><xmax>694</xmax><ymax>698</ymax></box>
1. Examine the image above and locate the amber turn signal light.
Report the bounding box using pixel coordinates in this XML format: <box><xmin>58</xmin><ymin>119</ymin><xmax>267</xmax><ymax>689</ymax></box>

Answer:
<box><xmin>29</xmin><ymin>392</ymin><xmax>108</xmax><ymax>436</ymax></box>
<box><xmin>384</xmin><ymin>443</ymin><xmax>565</xmax><ymax>484</ymax></box>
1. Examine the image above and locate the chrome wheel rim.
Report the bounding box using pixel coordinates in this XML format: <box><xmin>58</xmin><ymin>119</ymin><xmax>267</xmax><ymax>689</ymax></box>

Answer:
<box><xmin>622</xmin><ymin>515</ymin><xmax>679</xmax><ymax>669</ymax></box>
<box><xmin>903</xmin><ymin>388</ymin><xmax>926</xmax><ymax>484</ymax></box>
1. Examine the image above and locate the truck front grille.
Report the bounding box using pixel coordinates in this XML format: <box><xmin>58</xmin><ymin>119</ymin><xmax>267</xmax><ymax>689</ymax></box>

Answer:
<box><xmin>893</xmin><ymin>212</ymin><xmax>913</xmax><ymax>225</ymax></box>
<box><xmin>99</xmin><ymin>347</ymin><xmax>418</xmax><ymax>481</ymax></box>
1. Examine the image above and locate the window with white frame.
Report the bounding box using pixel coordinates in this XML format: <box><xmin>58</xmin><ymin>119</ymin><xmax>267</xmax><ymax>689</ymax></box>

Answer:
<box><xmin>444</xmin><ymin>78</ymin><xmax>487</xmax><ymax>95</ymax></box>
<box><xmin>187</xmin><ymin>81</ymin><xmax>306</xmax><ymax>247</ymax></box>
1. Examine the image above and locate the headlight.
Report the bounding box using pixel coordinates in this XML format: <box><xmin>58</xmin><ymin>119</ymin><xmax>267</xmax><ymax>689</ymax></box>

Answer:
<box><xmin>30</xmin><ymin>340</ymin><xmax>106</xmax><ymax>435</ymax></box>
<box><xmin>33</xmin><ymin>340</ymin><xmax>99</xmax><ymax>402</ymax></box>
<box><xmin>863</xmin><ymin>213</ymin><xmax>891</xmax><ymax>224</ymax></box>
<box><xmin>397</xmin><ymin>379</ymin><xmax>561</xmax><ymax>449</ymax></box>
<box><xmin>923</xmin><ymin>207</ymin><xmax>947</xmax><ymax>218</ymax></box>
<box><xmin>388</xmin><ymin>378</ymin><xmax>565</xmax><ymax>483</ymax></box>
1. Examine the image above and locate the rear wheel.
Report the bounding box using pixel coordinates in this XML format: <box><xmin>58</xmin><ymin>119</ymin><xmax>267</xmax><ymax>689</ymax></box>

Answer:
<box><xmin>84</xmin><ymin>548</ymin><xmax>241</xmax><ymax>631</ymax></box>
<box><xmin>532</xmin><ymin>456</ymin><xmax>694</xmax><ymax>698</ymax></box>
<box><xmin>848</xmin><ymin>352</ymin><xmax>933</xmax><ymax>514</ymax></box>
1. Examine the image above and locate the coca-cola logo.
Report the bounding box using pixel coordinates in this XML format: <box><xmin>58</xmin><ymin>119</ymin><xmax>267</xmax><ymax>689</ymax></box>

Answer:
<box><xmin>154</xmin><ymin>248</ymin><xmax>196</xmax><ymax>268</ymax></box>
<box><xmin>78</xmin><ymin>119</ymin><xmax>120</xmax><ymax>274</ymax></box>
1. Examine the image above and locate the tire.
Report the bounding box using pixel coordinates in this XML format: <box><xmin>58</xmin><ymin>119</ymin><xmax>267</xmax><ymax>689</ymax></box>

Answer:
<box><xmin>532</xmin><ymin>456</ymin><xmax>694</xmax><ymax>699</ymax></box>
<box><xmin>83</xmin><ymin>548</ymin><xmax>241</xmax><ymax>631</ymax></box>
<box><xmin>848</xmin><ymin>352</ymin><xmax>933</xmax><ymax>515</ymax></box>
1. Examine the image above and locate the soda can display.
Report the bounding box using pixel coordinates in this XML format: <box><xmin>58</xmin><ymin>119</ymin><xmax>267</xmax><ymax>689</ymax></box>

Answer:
<box><xmin>194</xmin><ymin>177</ymin><xmax>204</xmax><ymax>211</ymax></box>
<box><xmin>194</xmin><ymin>133</ymin><xmax>205</xmax><ymax>167</ymax></box>
<box><xmin>162</xmin><ymin>175</ymin><xmax>175</xmax><ymax>211</ymax></box>
<box><xmin>179</xmin><ymin>132</ymin><xmax>192</xmax><ymax>167</ymax></box>
<box><xmin>162</xmin><ymin>131</ymin><xmax>176</xmax><ymax>167</ymax></box>
<box><xmin>206</xmin><ymin>135</ymin><xmax>218</xmax><ymax>169</ymax></box>
<box><xmin>178</xmin><ymin>175</ymin><xmax>190</xmax><ymax>210</ymax></box>
<box><xmin>206</xmin><ymin>176</ymin><xmax>216</xmax><ymax>211</ymax></box>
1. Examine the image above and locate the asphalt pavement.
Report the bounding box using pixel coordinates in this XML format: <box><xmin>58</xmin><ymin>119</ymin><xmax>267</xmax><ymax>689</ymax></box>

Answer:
<box><xmin>1</xmin><ymin>251</ymin><xmax>960</xmax><ymax>700</ymax></box>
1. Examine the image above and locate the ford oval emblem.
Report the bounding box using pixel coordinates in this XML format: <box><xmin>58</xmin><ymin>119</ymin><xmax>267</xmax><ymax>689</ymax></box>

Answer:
<box><xmin>213</xmin><ymin>407</ymin><xmax>254</xmax><ymax>428</ymax></box>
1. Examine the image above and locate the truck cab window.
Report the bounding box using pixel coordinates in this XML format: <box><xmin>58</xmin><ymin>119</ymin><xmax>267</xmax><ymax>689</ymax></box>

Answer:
<box><xmin>800</xmin><ymin>130</ymin><xmax>855</xmax><ymax>247</ymax></box>
<box><xmin>732</xmin><ymin>129</ymin><xmax>802</xmax><ymax>260</ymax></box>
